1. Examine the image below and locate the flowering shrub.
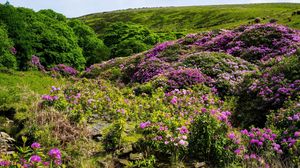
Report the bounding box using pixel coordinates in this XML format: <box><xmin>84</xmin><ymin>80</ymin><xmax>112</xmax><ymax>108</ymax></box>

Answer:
<box><xmin>0</xmin><ymin>139</ymin><xmax>63</xmax><ymax>168</ymax></box>
<box><xmin>146</xmin><ymin>41</ymin><xmax>175</xmax><ymax>58</ymax></box>
<box><xmin>24</xmin><ymin>24</ymin><xmax>300</xmax><ymax>167</ymax></box>
<box><xmin>41</xmin><ymin>86</ymin><xmax>61</xmax><ymax>106</ymax></box>
<box><xmin>132</xmin><ymin>57</ymin><xmax>171</xmax><ymax>83</ymax></box>
<box><xmin>136</xmin><ymin>87</ymin><xmax>235</xmax><ymax>164</ymax></box>
<box><xmin>194</xmin><ymin>24</ymin><xmax>300</xmax><ymax>63</ymax></box>
<box><xmin>51</xmin><ymin>64</ymin><xmax>78</xmax><ymax>77</ymax></box>
<box><xmin>183</xmin><ymin>52</ymin><xmax>257</xmax><ymax>94</ymax></box>
<box><xmin>31</xmin><ymin>55</ymin><xmax>45</xmax><ymax>71</ymax></box>
<box><xmin>248</xmin><ymin>73</ymin><xmax>300</xmax><ymax>106</ymax></box>
<box><xmin>189</xmin><ymin>111</ymin><xmax>236</xmax><ymax>166</ymax></box>
<box><xmin>236</xmin><ymin>55</ymin><xmax>300</xmax><ymax>127</ymax></box>
<box><xmin>165</xmin><ymin>68</ymin><xmax>210</xmax><ymax>90</ymax></box>
<box><xmin>267</xmin><ymin>101</ymin><xmax>300</xmax><ymax>164</ymax></box>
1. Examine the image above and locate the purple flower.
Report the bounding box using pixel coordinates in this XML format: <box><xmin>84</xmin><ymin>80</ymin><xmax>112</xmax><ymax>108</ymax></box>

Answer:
<box><xmin>31</xmin><ymin>142</ymin><xmax>41</xmax><ymax>149</ymax></box>
<box><xmin>250</xmin><ymin>153</ymin><xmax>257</xmax><ymax>159</ymax></box>
<box><xmin>10</xmin><ymin>47</ymin><xmax>17</xmax><ymax>55</ymax></box>
<box><xmin>170</xmin><ymin>96</ymin><xmax>178</xmax><ymax>105</ymax></box>
<box><xmin>179</xmin><ymin>126</ymin><xmax>189</xmax><ymax>134</ymax></box>
<box><xmin>51</xmin><ymin>64</ymin><xmax>78</xmax><ymax>76</ymax></box>
<box><xmin>228</xmin><ymin>132</ymin><xmax>235</xmax><ymax>140</ymax></box>
<box><xmin>43</xmin><ymin>162</ymin><xmax>50</xmax><ymax>166</ymax></box>
<box><xmin>48</xmin><ymin>148</ymin><xmax>61</xmax><ymax>159</ymax></box>
<box><xmin>146</xmin><ymin>41</ymin><xmax>174</xmax><ymax>57</ymax></box>
<box><xmin>31</xmin><ymin>55</ymin><xmax>45</xmax><ymax>71</ymax></box>
<box><xmin>140</xmin><ymin>121</ymin><xmax>151</xmax><ymax>129</ymax></box>
<box><xmin>244</xmin><ymin>154</ymin><xmax>250</xmax><ymax>160</ymax></box>
<box><xmin>294</xmin><ymin>131</ymin><xmax>300</xmax><ymax>137</ymax></box>
<box><xmin>0</xmin><ymin>161</ymin><xmax>10</xmax><ymax>166</ymax></box>
<box><xmin>241</xmin><ymin>129</ymin><xmax>248</xmax><ymax>135</ymax></box>
<box><xmin>30</xmin><ymin>155</ymin><xmax>42</xmax><ymax>163</ymax></box>
<box><xmin>54</xmin><ymin>159</ymin><xmax>62</xmax><ymax>165</ymax></box>
<box><xmin>178</xmin><ymin>140</ymin><xmax>188</xmax><ymax>147</ymax></box>
<box><xmin>234</xmin><ymin>149</ymin><xmax>241</xmax><ymax>155</ymax></box>
<box><xmin>201</xmin><ymin>108</ymin><xmax>207</xmax><ymax>113</ymax></box>
<box><xmin>293</xmin><ymin>114</ymin><xmax>300</xmax><ymax>121</ymax></box>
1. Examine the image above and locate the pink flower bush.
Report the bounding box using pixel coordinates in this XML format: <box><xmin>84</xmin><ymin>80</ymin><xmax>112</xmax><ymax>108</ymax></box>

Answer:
<box><xmin>166</xmin><ymin>68</ymin><xmax>211</xmax><ymax>90</ymax></box>
<box><xmin>0</xmin><ymin>142</ymin><xmax>63</xmax><ymax>167</ymax></box>
<box><xmin>31</xmin><ymin>55</ymin><xmax>45</xmax><ymax>71</ymax></box>
<box><xmin>146</xmin><ymin>41</ymin><xmax>175</xmax><ymax>57</ymax></box>
<box><xmin>51</xmin><ymin>64</ymin><xmax>78</xmax><ymax>76</ymax></box>
<box><xmin>132</xmin><ymin>57</ymin><xmax>171</xmax><ymax>83</ymax></box>
<box><xmin>194</xmin><ymin>24</ymin><xmax>300</xmax><ymax>63</ymax></box>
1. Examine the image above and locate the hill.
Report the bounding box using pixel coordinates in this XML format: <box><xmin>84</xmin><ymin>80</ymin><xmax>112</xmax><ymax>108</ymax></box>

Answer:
<box><xmin>79</xmin><ymin>3</ymin><xmax>300</xmax><ymax>35</ymax></box>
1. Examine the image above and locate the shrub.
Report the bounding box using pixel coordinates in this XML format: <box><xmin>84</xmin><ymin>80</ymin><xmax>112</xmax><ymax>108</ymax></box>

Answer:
<box><xmin>0</xmin><ymin>4</ymin><xmax>87</xmax><ymax>69</ymax></box>
<box><xmin>183</xmin><ymin>52</ymin><xmax>257</xmax><ymax>95</ymax></box>
<box><xmin>132</xmin><ymin>57</ymin><xmax>171</xmax><ymax>83</ymax></box>
<box><xmin>0</xmin><ymin>26</ymin><xmax>16</xmax><ymax>69</ymax></box>
<box><xmin>68</xmin><ymin>19</ymin><xmax>110</xmax><ymax>66</ymax></box>
<box><xmin>51</xmin><ymin>64</ymin><xmax>78</xmax><ymax>77</ymax></box>
<box><xmin>188</xmin><ymin>112</ymin><xmax>236</xmax><ymax>166</ymax></box>
<box><xmin>235</xmin><ymin>55</ymin><xmax>300</xmax><ymax>127</ymax></box>
<box><xmin>165</xmin><ymin>68</ymin><xmax>210</xmax><ymax>90</ymax></box>
<box><xmin>103</xmin><ymin>22</ymin><xmax>160</xmax><ymax>58</ymax></box>
<box><xmin>114</xmin><ymin>38</ymin><xmax>147</xmax><ymax>57</ymax></box>
<box><xmin>195</xmin><ymin>24</ymin><xmax>300</xmax><ymax>63</ymax></box>
<box><xmin>0</xmin><ymin>138</ymin><xmax>64</xmax><ymax>167</ymax></box>
<box><xmin>103</xmin><ymin>119</ymin><xmax>125</xmax><ymax>152</ymax></box>
<box><xmin>267</xmin><ymin>100</ymin><xmax>300</xmax><ymax>164</ymax></box>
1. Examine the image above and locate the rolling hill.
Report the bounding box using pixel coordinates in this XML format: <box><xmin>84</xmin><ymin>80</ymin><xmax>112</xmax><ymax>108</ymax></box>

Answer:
<box><xmin>79</xmin><ymin>3</ymin><xmax>300</xmax><ymax>35</ymax></box>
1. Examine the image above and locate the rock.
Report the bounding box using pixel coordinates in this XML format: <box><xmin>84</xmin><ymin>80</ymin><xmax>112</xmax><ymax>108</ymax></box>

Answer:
<box><xmin>129</xmin><ymin>153</ymin><xmax>143</xmax><ymax>161</ymax></box>
<box><xmin>116</xmin><ymin>144</ymin><xmax>133</xmax><ymax>155</ymax></box>
<box><xmin>118</xmin><ymin>159</ymin><xmax>130</xmax><ymax>166</ymax></box>
<box><xmin>194</xmin><ymin>162</ymin><xmax>206</xmax><ymax>168</ymax></box>
<box><xmin>122</xmin><ymin>144</ymin><xmax>133</xmax><ymax>154</ymax></box>
<box><xmin>88</xmin><ymin>114</ymin><xmax>101</xmax><ymax>123</ymax></box>
<box><xmin>89</xmin><ymin>122</ymin><xmax>110</xmax><ymax>137</ymax></box>
<box><xmin>92</xmin><ymin>135</ymin><xmax>102</xmax><ymax>142</ymax></box>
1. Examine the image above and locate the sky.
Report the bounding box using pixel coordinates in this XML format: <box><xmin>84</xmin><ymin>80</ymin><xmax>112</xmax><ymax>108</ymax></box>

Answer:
<box><xmin>0</xmin><ymin>0</ymin><xmax>299</xmax><ymax>18</ymax></box>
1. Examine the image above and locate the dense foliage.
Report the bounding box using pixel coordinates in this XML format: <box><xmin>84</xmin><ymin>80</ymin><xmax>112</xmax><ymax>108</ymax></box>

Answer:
<box><xmin>1</xmin><ymin>5</ymin><xmax>300</xmax><ymax>167</ymax></box>
<box><xmin>102</xmin><ymin>22</ymin><xmax>179</xmax><ymax>58</ymax></box>
<box><xmin>0</xmin><ymin>26</ymin><xmax>16</xmax><ymax>69</ymax></box>
<box><xmin>0</xmin><ymin>4</ymin><xmax>109</xmax><ymax>70</ymax></box>
<box><xmin>68</xmin><ymin>19</ymin><xmax>110</xmax><ymax>66</ymax></box>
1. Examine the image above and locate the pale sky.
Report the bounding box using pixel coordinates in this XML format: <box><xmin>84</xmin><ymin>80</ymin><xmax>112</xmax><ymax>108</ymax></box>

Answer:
<box><xmin>0</xmin><ymin>0</ymin><xmax>299</xmax><ymax>18</ymax></box>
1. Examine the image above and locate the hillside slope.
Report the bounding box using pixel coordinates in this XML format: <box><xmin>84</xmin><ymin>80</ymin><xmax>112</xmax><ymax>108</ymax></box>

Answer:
<box><xmin>79</xmin><ymin>3</ymin><xmax>300</xmax><ymax>35</ymax></box>
<box><xmin>2</xmin><ymin>23</ymin><xmax>300</xmax><ymax>167</ymax></box>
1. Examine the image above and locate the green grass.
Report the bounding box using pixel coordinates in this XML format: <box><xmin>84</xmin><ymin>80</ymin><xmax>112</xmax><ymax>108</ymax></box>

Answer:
<box><xmin>0</xmin><ymin>70</ymin><xmax>65</xmax><ymax>118</ymax></box>
<box><xmin>0</xmin><ymin>70</ymin><xmax>66</xmax><ymax>135</ymax></box>
<box><xmin>79</xmin><ymin>3</ymin><xmax>300</xmax><ymax>35</ymax></box>
<box><xmin>0</xmin><ymin>70</ymin><xmax>65</xmax><ymax>95</ymax></box>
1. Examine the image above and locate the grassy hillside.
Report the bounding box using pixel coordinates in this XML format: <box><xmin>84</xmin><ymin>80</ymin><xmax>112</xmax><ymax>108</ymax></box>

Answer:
<box><xmin>79</xmin><ymin>3</ymin><xmax>300</xmax><ymax>34</ymax></box>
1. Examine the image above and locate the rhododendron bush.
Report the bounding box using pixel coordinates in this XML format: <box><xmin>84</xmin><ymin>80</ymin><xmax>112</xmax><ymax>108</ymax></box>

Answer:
<box><xmin>3</xmin><ymin>24</ymin><xmax>300</xmax><ymax>167</ymax></box>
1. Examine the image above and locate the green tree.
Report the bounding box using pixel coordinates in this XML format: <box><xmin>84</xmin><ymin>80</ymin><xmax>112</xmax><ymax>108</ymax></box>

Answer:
<box><xmin>0</xmin><ymin>4</ymin><xmax>86</xmax><ymax>69</ymax></box>
<box><xmin>38</xmin><ymin>9</ymin><xmax>67</xmax><ymax>22</ymax></box>
<box><xmin>103</xmin><ymin>22</ymin><xmax>160</xmax><ymax>58</ymax></box>
<box><xmin>68</xmin><ymin>19</ymin><xmax>110</xmax><ymax>66</ymax></box>
<box><xmin>0</xmin><ymin>25</ymin><xmax>16</xmax><ymax>69</ymax></box>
